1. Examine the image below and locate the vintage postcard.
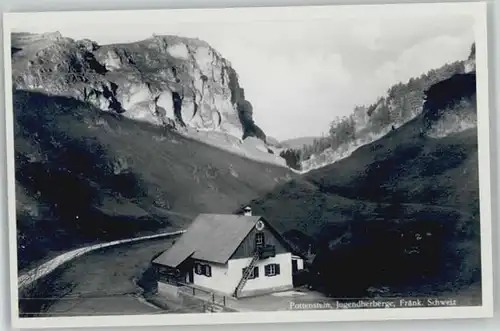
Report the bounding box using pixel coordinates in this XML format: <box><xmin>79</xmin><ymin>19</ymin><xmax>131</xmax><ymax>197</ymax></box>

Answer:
<box><xmin>3</xmin><ymin>1</ymin><xmax>493</xmax><ymax>328</ymax></box>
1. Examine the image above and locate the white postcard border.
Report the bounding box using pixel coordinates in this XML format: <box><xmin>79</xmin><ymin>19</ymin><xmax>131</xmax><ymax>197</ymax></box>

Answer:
<box><xmin>2</xmin><ymin>1</ymin><xmax>493</xmax><ymax>328</ymax></box>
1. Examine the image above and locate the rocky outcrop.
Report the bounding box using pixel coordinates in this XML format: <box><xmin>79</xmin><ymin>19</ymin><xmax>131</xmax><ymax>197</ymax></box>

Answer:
<box><xmin>422</xmin><ymin>44</ymin><xmax>477</xmax><ymax>139</ymax></box>
<box><xmin>464</xmin><ymin>43</ymin><xmax>476</xmax><ymax>74</ymax></box>
<box><xmin>423</xmin><ymin>73</ymin><xmax>476</xmax><ymax>118</ymax></box>
<box><xmin>423</xmin><ymin>72</ymin><xmax>477</xmax><ymax>138</ymax></box>
<box><xmin>11</xmin><ymin>32</ymin><xmax>265</xmax><ymax>141</ymax></box>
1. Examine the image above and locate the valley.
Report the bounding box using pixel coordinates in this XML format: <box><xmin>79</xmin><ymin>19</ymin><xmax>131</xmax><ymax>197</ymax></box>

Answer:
<box><xmin>11</xmin><ymin>29</ymin><xmax>482</xmax><ymax>316</ymax></box>
<box><xmin>247</xmin><ymin>73</ymin><xmax>480</xmax><ymax>298</ymax></box>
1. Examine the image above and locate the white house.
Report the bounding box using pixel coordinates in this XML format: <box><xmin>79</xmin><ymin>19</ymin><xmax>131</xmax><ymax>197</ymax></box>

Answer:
<box><xmin>152</xmin><ymin>207</ymin><xmax>305</xmax><ymax>298</ymax></box>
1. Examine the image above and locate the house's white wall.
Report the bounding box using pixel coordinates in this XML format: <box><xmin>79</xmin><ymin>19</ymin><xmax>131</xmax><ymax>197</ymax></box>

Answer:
<box><xmin>190</xmin><ymin>253</ymin><xmax>293</xmax><ymax>296</ymax></box>
<box><xmin>228</xmin><ymin>252</ymin><xmax>293</xmax><ymax>295</ymax></box>
<box><xmin>192</xmin><ymin>261</ymin><xmax>231</xmax><ymax>294</ymax></box>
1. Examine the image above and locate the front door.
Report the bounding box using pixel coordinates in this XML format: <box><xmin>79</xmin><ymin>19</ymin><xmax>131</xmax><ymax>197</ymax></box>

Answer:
<box><xmin>292</xmin><ymin>259</ymin><xmax>298</xmax><ymax>273</ymax></box>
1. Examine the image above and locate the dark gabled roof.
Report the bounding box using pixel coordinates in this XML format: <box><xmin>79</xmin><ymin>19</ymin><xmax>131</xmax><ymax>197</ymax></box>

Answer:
<box><xmin>152</xmin><ymin>213</ymin><xmax>261</xmax><ymax>267</ymax></box>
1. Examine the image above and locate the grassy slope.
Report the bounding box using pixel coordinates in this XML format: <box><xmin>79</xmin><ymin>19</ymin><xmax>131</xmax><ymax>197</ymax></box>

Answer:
<box><xmin>305</xmin><ymin>117</ymin><xmax>479</xmax><ymax>216</ymax></box>
<box><xmin>14</xmin><ymin>90</ymin><xmax>293</xmax><ymax>271</ymax></box>
<box><xmin>248</xmin><ymin>94</ymin><xmax>480</xmax><ymax>297</ymax></box>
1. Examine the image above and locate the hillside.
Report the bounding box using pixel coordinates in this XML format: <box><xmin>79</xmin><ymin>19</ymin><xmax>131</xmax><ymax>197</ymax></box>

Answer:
<box><xmin>247</xmin><ymin>72</ymin><xmax>480</xmax><ymax>297</ymax></box>
<box><xmin>11</xmin><ymin>31</ymin><xmax>299</xmax><ymax>270</ymax></box>
<box><xmin>11</xmin><ymin>32</ymin><xmax>286</xmax><ymax>167</ymax></box>
<box><xmin>298</xmin><ymin>44</ymin><xmax>475</xmax><ymax>172</ymax></box>
<box><xmin>14</xmin><ymin>90</ymin><xmax>294</xmax><ymax>271</ymax></box>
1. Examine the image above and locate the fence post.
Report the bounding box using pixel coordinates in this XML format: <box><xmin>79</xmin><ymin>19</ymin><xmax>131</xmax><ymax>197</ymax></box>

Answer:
<box><xmin>223</xmin><ymin>296</ymin><xmax>226</xmax><ymax>306</ymax></box>
<box><xmin>212</xmin><ymin>293</ymin><xmax>215</xmax><ymax>303</ymax></box>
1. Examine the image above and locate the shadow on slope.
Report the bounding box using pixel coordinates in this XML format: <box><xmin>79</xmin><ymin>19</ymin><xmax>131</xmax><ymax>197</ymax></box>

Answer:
<box><xmin>14</xmin><ymin>90</ymin><xmax>293</xmax><ymax>271</ymax></box>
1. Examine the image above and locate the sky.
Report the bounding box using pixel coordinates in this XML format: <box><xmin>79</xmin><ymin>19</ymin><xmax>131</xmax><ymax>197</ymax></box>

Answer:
<box><xmin>10</xmin><ymin>5</ymin><xmax>477</xmax><ymax>141</ymax></box>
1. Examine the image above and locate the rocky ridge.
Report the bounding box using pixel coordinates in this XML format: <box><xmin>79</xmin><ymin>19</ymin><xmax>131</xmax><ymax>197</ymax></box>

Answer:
<box><xmin>12</xmin><ymin>32</ymin><xmax>283</xmax><ymax>166</ymax></box>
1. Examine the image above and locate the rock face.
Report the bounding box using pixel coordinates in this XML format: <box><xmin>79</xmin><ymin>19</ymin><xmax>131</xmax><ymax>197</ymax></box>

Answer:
<box><xmin>464</xmin><ymin>43</ymin><xmax>476</xmax><ymax>74</ymax></box>
<box><xmin>11</xmin><ymin>32</ymin><xmax>264</xmax><ymax>141</ymax></box>
<box><xmin>423</xmin><ymin>73</ymin><xmax>477</xmax><ymax>138</ymax></box>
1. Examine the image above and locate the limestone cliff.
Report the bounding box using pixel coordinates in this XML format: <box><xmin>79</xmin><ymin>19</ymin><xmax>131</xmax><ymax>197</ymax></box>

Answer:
<box><xmin>12</xmin><ymin>32</ymin><xmax>265</xmax><ymax>142</ymax></box>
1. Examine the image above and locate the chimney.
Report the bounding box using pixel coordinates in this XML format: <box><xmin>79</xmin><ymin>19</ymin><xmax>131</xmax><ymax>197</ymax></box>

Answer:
<box><xmin>243</xmin><ymin>206</ymin><xmax>252</xmax><ymax>216</ymax></box>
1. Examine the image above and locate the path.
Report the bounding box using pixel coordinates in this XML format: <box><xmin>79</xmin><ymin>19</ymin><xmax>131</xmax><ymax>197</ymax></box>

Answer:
<box><xmin>18</xmin><ymin>230</ymin><xmax>186</xmax><ymax>290</ymax></box>
<box><xmin>19</xmin><ymin>235</ymin><xmax>185</xmax><ymax>316</ymax></box>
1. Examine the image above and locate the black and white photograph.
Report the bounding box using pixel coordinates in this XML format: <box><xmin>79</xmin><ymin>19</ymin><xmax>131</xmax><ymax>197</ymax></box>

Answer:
<box><xmin>3</xmin><ymin>1</ymin><xmax>493</xmax><ymax>328</ymax></box>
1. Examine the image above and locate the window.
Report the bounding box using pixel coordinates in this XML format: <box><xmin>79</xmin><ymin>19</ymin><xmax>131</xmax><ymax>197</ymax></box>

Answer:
<box><xmin>194</xmin><ymin>263</ymin><xmax>212</xmax><ymax>277</ymax></box>
<box><xmin>264</xmin><ymin>263</ymin><xmax>280</xmax><ymax>277</ymax></box>
<box><xmin>242</xmin><ymin>266</ymin><xmax>259</xmax><ymax>279</ymax></box>
<box><xmin>255</xmin><ymin>232</ymin><xmax>265</xmax><ymax>247</ymax></box>
<box><xmin>204</xmin><ymin>264</ymin><xmax>212</xmax><ymax>277</ymax></box>
<box><xmin>158</xmin><ymin>266</ymin><xmax>169</xmax><ymax>276</ymax></box>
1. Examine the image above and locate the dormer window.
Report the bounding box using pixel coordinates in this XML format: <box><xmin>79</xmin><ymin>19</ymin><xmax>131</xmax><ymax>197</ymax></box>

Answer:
<box><xmin>255</xmin><ymin>232</ymin><xmax>265</xmax><ymax>247</ymax></box>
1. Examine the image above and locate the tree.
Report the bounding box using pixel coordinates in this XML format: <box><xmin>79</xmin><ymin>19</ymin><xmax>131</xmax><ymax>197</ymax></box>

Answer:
<box><xmin>468</xmin><ymin>43</ymin><xmax>476</xmax><ymax>60</ymax></box>
<box><xmin>370</xmin><ymin>103</ymin><xmax>391</xmax><ymax>132</ymax></box>
<box><xmin>352</xmin><ymin>105</ymin><xmax>368</xmax><ymax>128</ymax></box>
<box><xmin>400</xmin><ymin>96</ymin><xmax>413</xmax><ymax>120</ymax></box>
<box><xmin>280</xmin><ymin>149</ymin><xmax>302</xmax><ymax>170</ymax></box>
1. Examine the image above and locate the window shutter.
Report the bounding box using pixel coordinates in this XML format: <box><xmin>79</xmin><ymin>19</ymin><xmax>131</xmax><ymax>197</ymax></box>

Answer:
<box><xmin>195</xmin><ymin>263</ymin><xmax>202</xmax><ymax>275</ymax></box>
<box><xmin>205</xmin><ymin>264</ymin><xmax>212</xmax><ymax>277</ymax></box>
<box><xmin>264</xmin><ymin>264</ymin><xmax>270</xmax><ymax>276</ymax></box>
<box><xmin>275</xmin><ymin>264</ymin><xmax>280</xmax><ymax>275</ymax></box>
<box><xmin>244</xmin><ymin>267</ymin><xmax>258</xmax><ymax>279</ymax></box>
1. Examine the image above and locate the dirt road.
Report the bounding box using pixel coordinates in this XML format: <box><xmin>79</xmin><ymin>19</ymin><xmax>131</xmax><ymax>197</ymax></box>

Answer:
<box><xmin>20</xmin><ymin>237</ymin><xmax>179</xmax><ymax>317</ymax></box>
